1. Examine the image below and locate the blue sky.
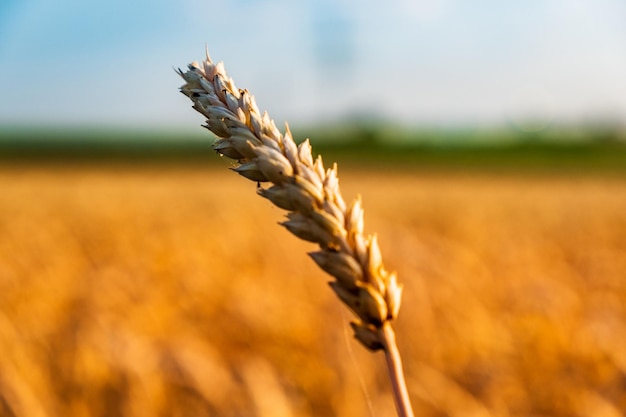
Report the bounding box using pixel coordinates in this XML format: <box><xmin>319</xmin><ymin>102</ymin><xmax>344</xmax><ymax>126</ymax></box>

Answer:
<box><xmin>1</xmin><ymin>0</ymin><xmax>626</xmax><ymax>131</ymax></box>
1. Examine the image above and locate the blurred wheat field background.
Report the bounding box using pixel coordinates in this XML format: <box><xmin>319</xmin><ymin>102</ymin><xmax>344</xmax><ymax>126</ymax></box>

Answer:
<box><xmin>1</xmin><ymin>165</ymin><xmax>626</xmax><ymax>417</ymax></box>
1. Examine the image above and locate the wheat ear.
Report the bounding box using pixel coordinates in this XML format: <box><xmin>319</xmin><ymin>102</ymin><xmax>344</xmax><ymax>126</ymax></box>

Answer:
<box><xmin>178</xmin><ymin>49</ymin><xmax>414</xmax><ymax>417</ymax></box>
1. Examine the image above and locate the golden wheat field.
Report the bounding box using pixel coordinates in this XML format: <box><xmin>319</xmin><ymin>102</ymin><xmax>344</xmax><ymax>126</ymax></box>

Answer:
<box><xmin>1</xmin><ymin>163</ymin><xmax>625</xmax><ymax>417</ymax></box>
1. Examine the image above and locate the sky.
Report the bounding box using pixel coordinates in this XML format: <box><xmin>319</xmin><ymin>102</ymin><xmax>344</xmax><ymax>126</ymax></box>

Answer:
<box><xmin>1</xmin><ymin>0</ymin><xmax>626</xmax><ymax>132</ymax></box>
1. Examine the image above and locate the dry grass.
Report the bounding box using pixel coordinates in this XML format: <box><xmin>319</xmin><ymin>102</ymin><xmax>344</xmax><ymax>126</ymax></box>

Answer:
<box><xmin>1</xmin><ymin>165</ymin><xmax>625</xmax><ymax>417</ymax></box>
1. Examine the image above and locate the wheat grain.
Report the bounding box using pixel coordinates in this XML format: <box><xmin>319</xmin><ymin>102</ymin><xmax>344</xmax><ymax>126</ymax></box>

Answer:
<box><xmin>178</xmin><ymin>50</ymin><xmax>402</xmax><ymax>348</ymax></box>
<box><xmin>178</xmin><ymin>49</ymin><xmax>413</xmax><ymax>417</ymax></box>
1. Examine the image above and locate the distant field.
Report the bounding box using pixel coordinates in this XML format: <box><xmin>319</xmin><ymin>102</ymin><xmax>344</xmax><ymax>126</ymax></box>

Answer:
<box><xmin>1</xmin><ymin>165</ymin><xmax>625</xmax><ymax>417</ymax></box>
<box><xmin>1</xmin><ymin>126</ymin><xmax>625</xmax><ymax>175</ymax></box>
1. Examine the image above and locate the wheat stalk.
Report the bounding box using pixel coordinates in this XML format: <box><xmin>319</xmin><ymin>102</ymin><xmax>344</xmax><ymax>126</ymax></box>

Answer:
<box><xmin>178</xmin><ymin>49</ymin><xmax>414</xmax><ymax>417</ymax></box>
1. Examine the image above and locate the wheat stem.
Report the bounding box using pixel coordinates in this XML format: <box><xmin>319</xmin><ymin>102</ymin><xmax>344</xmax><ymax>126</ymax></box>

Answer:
<box><xmin>380</xmin><ymin>322</ymin><xmax>415</xmax><ymax>417</ymax></box>
<box><xmin>177</xmin><ymin>49</ymin><xmax>414</xmax><ymax>417</ymax></box>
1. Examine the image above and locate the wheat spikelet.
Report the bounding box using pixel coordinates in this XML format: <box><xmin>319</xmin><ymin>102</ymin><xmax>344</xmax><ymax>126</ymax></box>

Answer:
<box><xmin>177</xmin><ymin>49</ymin><xmax>403</xmax><ymax>351</ymax></box>
<box><xmin>177</xmin><ymin>50</ymin><xmax>404</xmax><ymax>352</ymax></box>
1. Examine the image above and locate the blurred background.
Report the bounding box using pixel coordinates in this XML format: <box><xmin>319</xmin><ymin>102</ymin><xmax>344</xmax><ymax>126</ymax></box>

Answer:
<box><xmin>2</xmin><ymin>0</ymin><xmax>626</xmax><ymax>149</ymax></box>
<box><xmin>1</xmin><ymin>1</ymin><xmax>626</xmax><ymax>417</ymax></box>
